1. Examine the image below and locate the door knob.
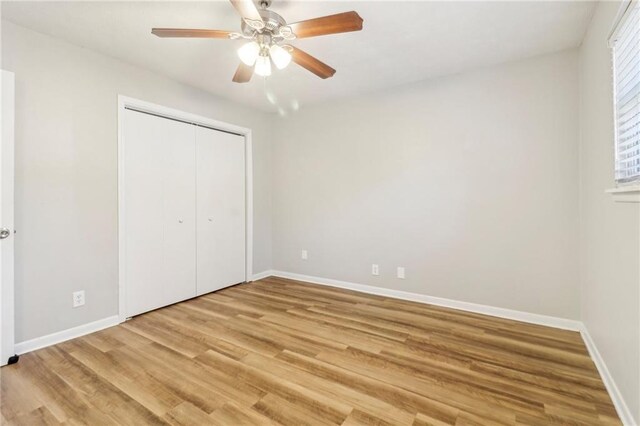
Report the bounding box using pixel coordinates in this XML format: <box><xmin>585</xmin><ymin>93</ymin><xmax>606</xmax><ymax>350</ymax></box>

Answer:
<box><xmin>178</xmin><ymin>219</ymin><xmax>183</xmax><ymax>224</ymax></box>
<box><xmin>0</xmin><ymin>228</ymin><xmax>10</xmax><ymax>239</ymax></box>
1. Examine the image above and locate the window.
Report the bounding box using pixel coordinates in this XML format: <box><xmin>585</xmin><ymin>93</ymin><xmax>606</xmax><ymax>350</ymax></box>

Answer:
<box><xmin>611</xmin><ymin>0</ymin><xmax>640</xmax><ymax>184</ymax></box>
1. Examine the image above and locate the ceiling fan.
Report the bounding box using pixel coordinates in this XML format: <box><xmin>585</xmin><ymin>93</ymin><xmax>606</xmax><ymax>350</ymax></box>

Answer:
<box><xmin>151</xmin><ymin>0</ymin><xmax>363</xmax><ymax>83</ymax></box>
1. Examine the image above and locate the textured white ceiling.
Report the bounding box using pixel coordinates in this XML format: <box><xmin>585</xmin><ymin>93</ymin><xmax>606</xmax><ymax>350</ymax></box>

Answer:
<box><xmin>1</xmin><ymin>1</ymin><xmax>596</xmax><ymax>112</ymax></box>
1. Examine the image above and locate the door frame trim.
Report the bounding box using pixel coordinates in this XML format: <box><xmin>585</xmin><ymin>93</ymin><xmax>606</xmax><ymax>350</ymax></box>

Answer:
<box><xmin>1</xmin><ymin>70</ymin><xmax>15</xmax><ymax>365</ymax></box>
<box><xmin>117</xmin><ymin>95</ymin><xmax>253</xmax><ymax>323</ymax></box>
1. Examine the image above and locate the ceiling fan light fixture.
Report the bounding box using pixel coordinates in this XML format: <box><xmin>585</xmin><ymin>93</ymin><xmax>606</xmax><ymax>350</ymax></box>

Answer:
<box><xmin>237</xmin><ymin>41</ymin><xmax>260</xmax><ymax>66</ymax></box>
<box><xmin>254</xmin><ymin>55</ymin><xmax>272</xmax><ymax>77</ymax></box>
<box><xmin>269</xmin><ymin>44</ymin><xmax>292</xmax><ymax>69</ymax></box>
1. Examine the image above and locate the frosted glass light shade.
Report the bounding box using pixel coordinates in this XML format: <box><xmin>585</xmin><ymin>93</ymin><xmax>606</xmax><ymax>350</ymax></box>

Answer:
<box><xmin>255</xmin><ymin>55</ymin><xmax>272</xmax><ymax>77</ymax></box>
<box><xmin>238</xmin><ymin>42</ymin><xmax>260</xmax><ymax>66</ymax></box>
<box><xmin>269</xmin><ymin>45</ymin><xmax>291</xmax><ymax>69</ymax></box>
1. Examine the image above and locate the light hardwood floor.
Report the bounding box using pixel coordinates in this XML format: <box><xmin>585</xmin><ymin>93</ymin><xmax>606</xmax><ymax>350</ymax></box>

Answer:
<box><xmin>0</xmin><ymin>277</ymin><xmax>620</xmax><ymax>425</ymax></box>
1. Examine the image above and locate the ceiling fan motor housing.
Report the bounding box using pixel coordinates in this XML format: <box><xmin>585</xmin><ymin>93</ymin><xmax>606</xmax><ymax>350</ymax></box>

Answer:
<box><xmin>241</xmin><ymin>8</ymin><xmax>287</xmax><ymax>37</ymax></box>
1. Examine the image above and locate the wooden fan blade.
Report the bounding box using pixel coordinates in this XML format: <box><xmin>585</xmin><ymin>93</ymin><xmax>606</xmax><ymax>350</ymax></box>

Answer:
<box><xmin>288</xmin><ymin>11</ymin><xmax>363</xmax><ymax>39</ymax></box>
<box><xmin>288</xmin><ymin>46</ymin><xmax>336</xmax><ymax>79</ymax></box>
<box><xmin>232</xmin><ymin>62</ymin><xmax>254</xmax><ymax>83</ymax></box>
<box><xmin>229</xmin><ymin>0</ymin><xmax>264</xmax><ymax>25</ymax></box>
<box><xmin>152</xmin><ymin>28</ymin><xmax>232</xmax><ymax>38</ymax></box>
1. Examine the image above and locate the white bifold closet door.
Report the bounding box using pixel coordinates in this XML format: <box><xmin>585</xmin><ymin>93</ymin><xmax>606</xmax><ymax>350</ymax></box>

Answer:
<box><xmin>123</xmin><ymin>108</ymin><xmax>246</xmax><ymax>318</ymax></box>
<box><xmin>196</xmin><ymin>126</ymin><xmax>245</xmax><ymax>295</ymax></box>
<box><xmin>123</xmin><ymin>109</ymin><xmax>197</xmax><ymax>317</ymax></box>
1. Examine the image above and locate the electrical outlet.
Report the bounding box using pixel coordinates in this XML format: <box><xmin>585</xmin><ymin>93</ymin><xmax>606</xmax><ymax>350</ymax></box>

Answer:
<box><xmin>372</xmin><ymin>264</ymin><xmax>379</xmax><ymax>276</ymax></box>
<box><xmin>397</xmin><ymin>267</ymin><xmax>405</xmax><ymax>279</ymax></box>
<box><xmin>72</xmin><ymin>291</ymin><xmax>85</xmax><ymax>308</ymax></box>
<box><xmin>301</xmin><ymin>250</ymin><xmax>308</xmax><ymax>260</ymax></box>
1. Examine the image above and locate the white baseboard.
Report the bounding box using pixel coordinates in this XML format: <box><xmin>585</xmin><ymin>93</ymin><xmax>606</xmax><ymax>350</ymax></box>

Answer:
<box><xmin>580</xmin><ymin>326</ymin><xmax>636</xmax><ymax>425</ymax></box>
<box><xmin>251</xmin><ymin>269</ymin><xmax>275</xmax><ymax>282</ymax></box>
<box><xmin>269</xmin><ymin>270</ymin><xmax>582</xmax><ymax>331</ymax></box>
<box><xmin>14</xmin><ymin>315</ymin><xmax>120</xmax><ymax>355</ymax></box>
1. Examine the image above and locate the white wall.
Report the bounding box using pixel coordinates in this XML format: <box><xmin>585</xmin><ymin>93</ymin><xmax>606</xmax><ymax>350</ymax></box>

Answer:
<box><xmin>579</xmin><ymin>2</ymin><xmax>640</xmax><ymax>422</ymax></box>
<box><xmin>1</xmin><ymin>21</ymin><xmax>273</xmax><ymax>343</ymax></box>
<box><xmin>273</xmin><ymin>50</ymin><xmax>581</xmax><ymax>319</ymax></box>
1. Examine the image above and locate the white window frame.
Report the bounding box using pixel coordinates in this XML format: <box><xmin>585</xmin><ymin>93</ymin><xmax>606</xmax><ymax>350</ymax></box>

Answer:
<box><xmin>608</xmin><ymin>0</ymin><xmax>640</xmax><ymax>202</ymax></box>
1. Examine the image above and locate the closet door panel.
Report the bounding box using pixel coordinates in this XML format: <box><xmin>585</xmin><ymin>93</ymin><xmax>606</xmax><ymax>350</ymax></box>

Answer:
<box><xmin>196</xmin><ymin>127</ymin><xmax>245</xmax><ymax>295</ymax></box>
<box><xmin>162</xmin><ymin>119</ymin><xmax>197</xmax><ymax>305</ymax></box>
<box><xmin>123</xmin><ymin>110</ymin><xmax>167</xmax><ymax>316</ymax></box>
<box><xmin>123</xmin><ymin>110</ymin><xmax>197</xmax><ymax>317</ymax></box>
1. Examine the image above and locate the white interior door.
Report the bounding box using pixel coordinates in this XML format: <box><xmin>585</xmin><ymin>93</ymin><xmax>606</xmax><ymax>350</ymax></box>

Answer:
<box><xmin>1</xmin><ymin>70</ymin><xmax>15</xmax><ymax>366</ymax></box>
<box><xmin>196</xmin><ymin>126</ymin><xmax>246</xmax><ymax>295</ymax></box>
<box><xmin>123</xmin><ymin>109</ymin><xmax>196</xmax><ymax>317</ymax></box>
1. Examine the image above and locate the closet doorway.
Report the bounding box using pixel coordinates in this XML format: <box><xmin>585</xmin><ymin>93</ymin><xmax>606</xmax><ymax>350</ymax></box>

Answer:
<box><xmin>117</xmin><ymin>96</ymin><xmax>252</xmax><ymax>320</ymax></box>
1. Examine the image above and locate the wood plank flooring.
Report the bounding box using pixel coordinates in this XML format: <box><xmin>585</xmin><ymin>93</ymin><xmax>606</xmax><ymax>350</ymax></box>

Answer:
<box><xmin>0</xmin><ymin>277</ymin><xmax>620</xmax><ymax>425</ymax></box>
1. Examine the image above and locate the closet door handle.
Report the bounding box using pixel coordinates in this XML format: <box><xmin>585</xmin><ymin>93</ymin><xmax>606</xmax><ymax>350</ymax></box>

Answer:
<box><xmin>178</xmin><ymin>219</ymin><xmax>183</xmax><ymax>224</ymax></box>
<box><xmin>208</xmin><ymin>217</ymin><xmax>213</xmax><ymax>222</ymax></box>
